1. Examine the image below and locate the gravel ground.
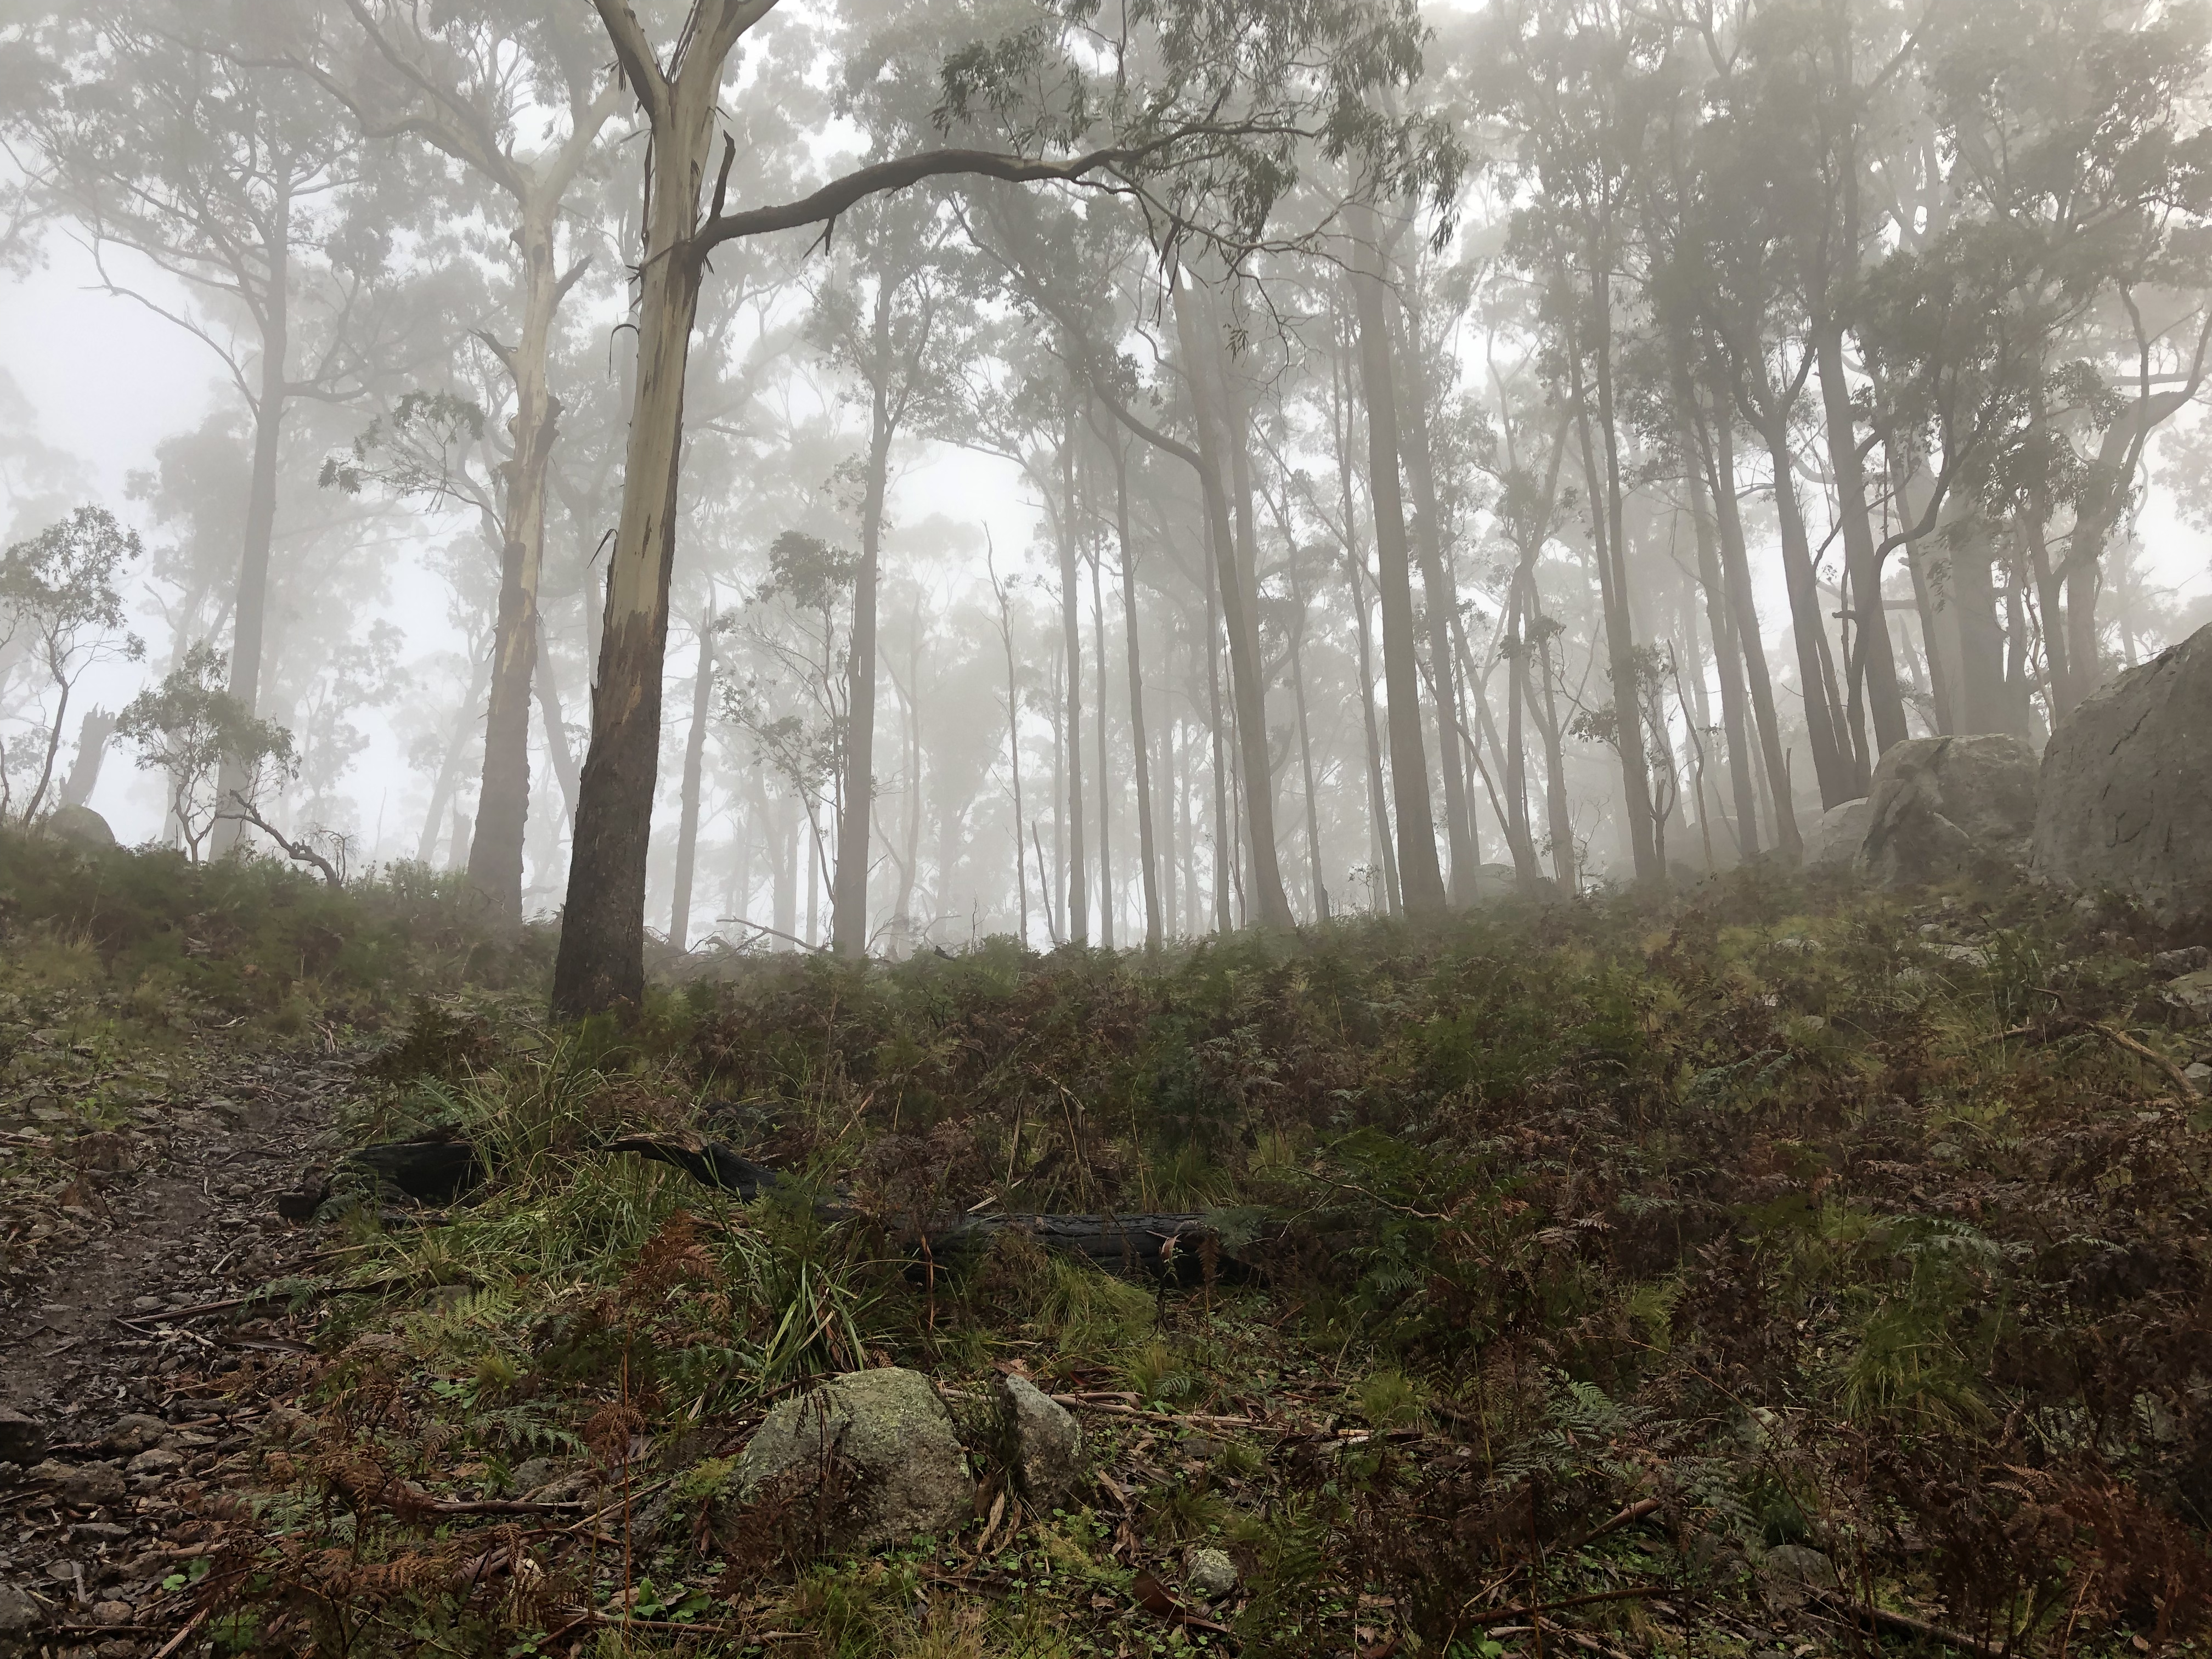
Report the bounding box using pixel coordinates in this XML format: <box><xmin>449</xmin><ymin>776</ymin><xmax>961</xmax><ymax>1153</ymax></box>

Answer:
<box><xmin>0</xmin><ymin>1049</ymin><xmax>351</xmax><ymax>1658</ymax></box>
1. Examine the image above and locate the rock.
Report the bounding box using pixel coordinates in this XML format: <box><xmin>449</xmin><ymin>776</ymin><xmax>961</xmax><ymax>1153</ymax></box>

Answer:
<box><xmin>509</xmin><ymin>1457</ymin><xmax>558</xmax><ymax>1497</ymax></box>
<box><xmin>0</xmin><ymin>1410</ymin><xmax>45</xmax><ymax>1468</ymax></box>
<box><xmin>43</xmin><ymin>805</ymin><xmax>115</xmax><ymax>848</ymax></box>
<box><xmin>2186</xmin><ymin>1062</ymin><xmax>2212</xmax><ymax>1088</ymax></box>
<box><xmin>0</xmin><ymin>1579</ymin><xmax>43</xmax><ymax>1634</ymax></box>
<box><xmin>1759</xmin><ymin>1543</ymin><xmax>1838</xmax><ymax>1612</ymax></box>
<box><xmin>103</xmin><ymin>1415</ymin><xmax>168</xmax><ymax>1457</ymax></box>
<box><xmin>2159</xmin><ymin>969</ymin><xmax>2212</xmax><ymax>1028</ymax></box>
<box><xmin>2152</xmin><ymin>946</ymin><xmax>2211</xmax><ymax>977</ymax></box>
<box><xmin>997</xmin><ymin>1375</ymin><xmax>1083</xmax><ymax>1506</ymax></box>
<box><xmin>125</xmin><ymin>1448</ymin><xmax>182</xmax><ymax>1479</ymax></box>
<box><xmin>1859</xmin><ymin>735</ymin><xmax>2039</xmax><ymax>888</ymax></box>
<box><xmin>735</xmin><ymin>1368</ymin><xmax>970</xmax><ymax>1551</ymax></box>
<box><xmin>69</xmin><ymin>1524</ymin><xmax>130</xmax><ymax>1545</ymax></box>
<box><xmin>1183</xmin><ymin>1544</ymin><xmax>1239</xmax><ymax>1600</ymax></box>
<box><xmin>1803</xmin><ymin>797</ymin><xmax>1873</xmax><ymax>868</ymax></box>
<box><xmin>28</xmin><ymin>1460</ymin><xmax>126</xmax><ymax>1508</ymax></box>
<box><xmin>2033</xmin><ymin>624</ymin><xmax>2212</xmax><ymax>925</ymax></box>
<box><xmin>89</xmin><ymin>1601</ymin><xmax>132</xmax><ymax>1627</ymax></box>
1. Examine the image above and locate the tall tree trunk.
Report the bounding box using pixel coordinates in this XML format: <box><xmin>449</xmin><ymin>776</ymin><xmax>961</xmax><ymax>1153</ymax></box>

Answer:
<box><xmin>1708</xmin><ymin>413</ymin><xmax>1802</xmax><ymax>857</ymax></box>
<box><xmin>1170</xmin><ymin>272</ymin><xmax>1295</xmax><ymax>928</ymax></box>
<box><xmin>1754</xmin><ymin>412</ymin><xmax>1854</xmax><ymax>809</ymax></box>
<box><xmin>1949</xmin><ymin>514</ymin><xmax>2016</xmax><ymax>735</ymax></box>
<box><xmin>1815</xmin><ymin>321</ymin><xmax>1906</xmax><ymax>763</ymax></box>
<box><xmin>1503</xmin><ymin>573</ymin><xmax>1543</xmax><ymax>885</ymax></box>
<box><xmin>832</xmin><ymin>285</ymin><xmax>895</xmax><ymax>958</ymax></box>
<box><xmin>550</xmin><ymin>94</ymin><xmax>710</xmax><ymax>1017</ymax></box>
<box><xmin>214</xmin><ymin>190</ymin><xmax>291</xmax><ymax>855</ymax></box>
<box><xmin>1569</xmin><ymin>332</ymin><xmax>1659</xmax><ymax>883</ymax></box>
<box><xmin>991</xmin><ymin>563</ymin><xmax>1029</xmax><ymax>946</ymax></box>
<box><xmin>1534</xmin><ymin>608</ymin><xmax>1576</xmax><ymax>890</ymax></box>
<box><xmin>58</xmin><ymin>708</ymin><xmax>115</xmax><ymax>810</ymax></box>
<box><xmin>1203</xmin><ymin>519</ymin><xmax>1231</xmax><ymax>934</ymax></box>
<box><xmin>1331</xmin><ymin>318</ymin><xmax>1401</xmax><ymax>916</ymax></box>
<box><xmin>467</xmin><ymin>208</ymin><xmax>565</xmax><ymax>918</ymax></box>
<box><xmin>668</xmin><ymin>605</ymin><xmax>715</xmax><ymax>952</ymax></box>
<box><xmin>534</xmin><ymin>619</ymin><xmax>581</xmax><ymax>822</ymax></box>
<box><xmin>1285</xmin><ymin>554</ymin><xmax>1329</xmax><ymax>922</ymax></box>
<box><xmin>1090</xmin><ymin>538</ymin><xmax>1114</xmax><ymax>949</ymax></box>
<box><xmin>417</xmin><ymin>651</ymin><xmax>494</xmax><ymax>864</ymax></box>
<box><xmin>1109</xmin><ymin>433</ymin><xmax>1163</xmax><ymax>949</ymax></box>
<box><xmin>771</xmin><ymin>795</ymin><xmax>798</xmax><ymax>949</ymax></box>
<box><xmin>1675</xmin><ymin>379</ymin><xmax>1761</xmax><ymax>859</ymax></box>
<box><xmin>1390</xmin><ymin>291</ymin><xmax>1478</xmax><ymax>903</ymax></box>
<box><xmin>1056</xmin><ymin>408</ymin><xmax>1088</xmax><ymax>944</ymax></box>
<box><xmin>1345</xmin><ymin>208</ymin><xmax>1447</xmax><ymax>914</ymax></box>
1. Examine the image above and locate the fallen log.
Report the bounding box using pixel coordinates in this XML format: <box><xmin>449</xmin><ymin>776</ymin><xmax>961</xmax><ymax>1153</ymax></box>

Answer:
<box><xmin>345</xmin><ymin>1138</ymin><xmax>484</xmax><ymax>1204</ymax></box>
<box><xmin>605</xmin><ymin>1132</ymin><xmax>1262</xmax><ymax>1284</ymax></box>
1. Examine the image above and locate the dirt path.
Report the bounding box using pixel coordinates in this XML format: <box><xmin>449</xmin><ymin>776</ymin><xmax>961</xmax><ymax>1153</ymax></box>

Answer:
<box><xmin>0</xmin><ymin>1049</ymin><xmax>354</xmax><ymax>1658</ymax></box>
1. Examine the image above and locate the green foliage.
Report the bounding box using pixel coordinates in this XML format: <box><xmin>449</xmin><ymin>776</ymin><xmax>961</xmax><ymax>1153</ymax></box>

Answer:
<box><xmin>115</xmin><ymin>641</ymin><xmax>296</xmax><ymax>861</ymax></box>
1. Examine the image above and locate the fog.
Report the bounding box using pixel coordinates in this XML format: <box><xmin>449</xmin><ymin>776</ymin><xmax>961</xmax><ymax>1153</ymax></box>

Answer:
<box><xmin>5</xmin><ymin>0</ymin><xmax>2211</xmax><ymax>994</ymax></box>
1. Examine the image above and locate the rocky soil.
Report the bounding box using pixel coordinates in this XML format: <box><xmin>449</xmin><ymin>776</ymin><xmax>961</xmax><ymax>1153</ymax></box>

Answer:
<box><xmin>0</xmin><ymin>1048</ymin><xmax>351</xmax><ymax>1658</ymax></box>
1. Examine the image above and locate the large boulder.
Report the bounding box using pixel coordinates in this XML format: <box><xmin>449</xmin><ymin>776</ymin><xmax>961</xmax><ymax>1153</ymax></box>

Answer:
<box><xmin>1803</xmin><ymin>798</ymin><xmax>1872</xmax><ymax>868</ymax></box>
<box><xmin>42</xmin><ymin>804</ymin><xmax>114</xmax><ymax>848</ymax></box>
<box><xmin>2032</xmin><ymin>625</ymin><xmax>2212</xmax><ymax>927</ymax></box>
<box><xmin>1858</xmin><ymin>735</ymin><xmax>2039</xmax><ymax>888</ymax></box>
<box><xmin>735</xmin><ymin>1367</ymin><xmax>970</xmax><ymax>1550</ymax></box>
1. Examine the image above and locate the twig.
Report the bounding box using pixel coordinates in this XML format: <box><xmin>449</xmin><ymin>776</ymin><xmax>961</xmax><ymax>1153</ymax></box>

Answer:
<box><xmin>151</xmin><ymin>1604</ymin><xmax>211</xmax><ymax>1659</ymax></box>
<box><xmin>1810</xmin><ymin>1589</ymin><xmax>2007</xmax><ymax>1659</ymax></box>
<box><xmin>1577</xmin><ymin>1497</ymin><xmax>1663</xmax><ymax>1545</ymax></box>
<box><xmin>1049</xmin><ymin>1394</ymin><xmax>1260</xmax><ymax>1429</ymax></box>
<box><xmin>1989</xmin><ymin>1014</ymin><xmax>2202</xmax><ymax>1100</ymax></box>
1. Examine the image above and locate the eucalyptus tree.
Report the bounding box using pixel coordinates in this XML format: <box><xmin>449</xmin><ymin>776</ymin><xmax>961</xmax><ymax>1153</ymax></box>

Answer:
<box><xmin>1920</xmin><ymin>0</ymin><xmax>2212</xmax><ymax>719</ymax></box>
<box><xmin>555</xmin><ymin>0</ymin><xmax>1452</xmax><ymax>1014</ymax></box>
<box><xmin>14</xmin><ymin>0</ymin><xmax>431</xmax><ymax>844</ymax></box>
<box><xmin>810</xmin><ymin>190</ymin><xmax>972</xmax><ymax>956</ymax></box>
<box><xmin>0</xmin><ymin>506</ymin><xmax>144</xmax><ymax>822</ymax></box>
<box><xmin>291</xmin><ymin>1</ymin><xmax>626</xmax><ymax>918</ymax></box>
<box><xmin>1471</xmin><ymin>0</ymin><xmax>1665</xmax><ymax>879</ymax></box>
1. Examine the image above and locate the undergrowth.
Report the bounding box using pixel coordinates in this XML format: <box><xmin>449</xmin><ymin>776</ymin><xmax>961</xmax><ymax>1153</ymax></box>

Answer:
<box><xmin>28</xmin><ymin>849</ymin><xmax>2212</xmax><ymax>1657</ymax></box>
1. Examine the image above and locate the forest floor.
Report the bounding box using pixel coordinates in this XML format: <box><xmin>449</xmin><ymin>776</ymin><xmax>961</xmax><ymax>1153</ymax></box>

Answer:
<box><xmin>2</xmin><ymin>833</ymin><xmax>2210</xmax><ymax>1659</ymax></box>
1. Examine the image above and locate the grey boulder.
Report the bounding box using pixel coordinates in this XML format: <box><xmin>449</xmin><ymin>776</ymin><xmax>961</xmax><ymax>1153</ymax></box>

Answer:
<box><xmin>43</xmin><ymin>805</ymin><xmax>115</xmax><ymax>848</ymax></box>
<box><xmin>735</xmin><ymin>1367</ymin><xmax>970</xmax><ymax>1550</ymax></box>
<box><xmin>997</xmin><ymin>1374</ymin><xmax>1084</xmax><ymax>1506</ymax></box>
<box><xmin>1803</xmin><ymin>798</ymin><xmax>1872</xmax><ymax>869</ymax></box>
<box><xmin>2033</xmin><ymin>624</ymin><xmax>2212</xmax><ymax>926</ymax></box>
<box><xmin>1859</xmin><ymin>735</ymin><xmax>2039</xmax><ymax>887</ymax></box>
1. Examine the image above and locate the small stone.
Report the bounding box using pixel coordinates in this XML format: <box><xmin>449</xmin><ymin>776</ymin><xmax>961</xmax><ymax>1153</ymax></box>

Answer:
<box><xmin>125</xmin><ymin>1449</ymin><xmax>181</xmax><ymax>1479</ymax></box>
<box><xmin>0</xmin><ymin>1409</ymin><xmax>44</xmax><ymax>1467</ymax></box>
<box><xmin>1183</xmin><ymin>1544</ymin><xmax>1238</xmax><ymax>1600</ymax></box>
<box><xmin>997</xmin><ymin>1375</ymin><xmax>1084</xmax><ymax>1506</ymax></box>
<box><xmin>129</xmin><ymin>1297</ymin><xmax>164</xmax><ymax>1314</ymax></box>
<box><xmin>2186</xmin><ymin>1061</ymin><xmax>2212</xmax><ymax>1087</ymax></box>
<box><xmin>508</xmin><ymin>1457</ymin><xmax>557</xmax><ymax>1496</ymax></box>
<box><xmin>28</xmin><ymin>1460</ymin><xmax>127</xmax><ymax>1508</ymax></box>
<box><xmin>69</xmin><ymin>1524</ymin><xmax>130</xmax><ymax>1544</ymax></box>
<box><xmin>2151</xmin><ymin>947</ymin><xmax>2211</xmax><ymax>978</ymax></box>
<box><xmin>89</xmin><ymin>1599</ymin><xmax>133</xmax><ymax>1626</ymax></box>
<box><xmin>0</xmin><ymin>1579</ymin><xmax>43</xmax><ymax>1633</ymax></box>
<box><xmin>103</xmin><ymin>1416</ymin><xmax>168</xmax><ymax>1457</ymax></box>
